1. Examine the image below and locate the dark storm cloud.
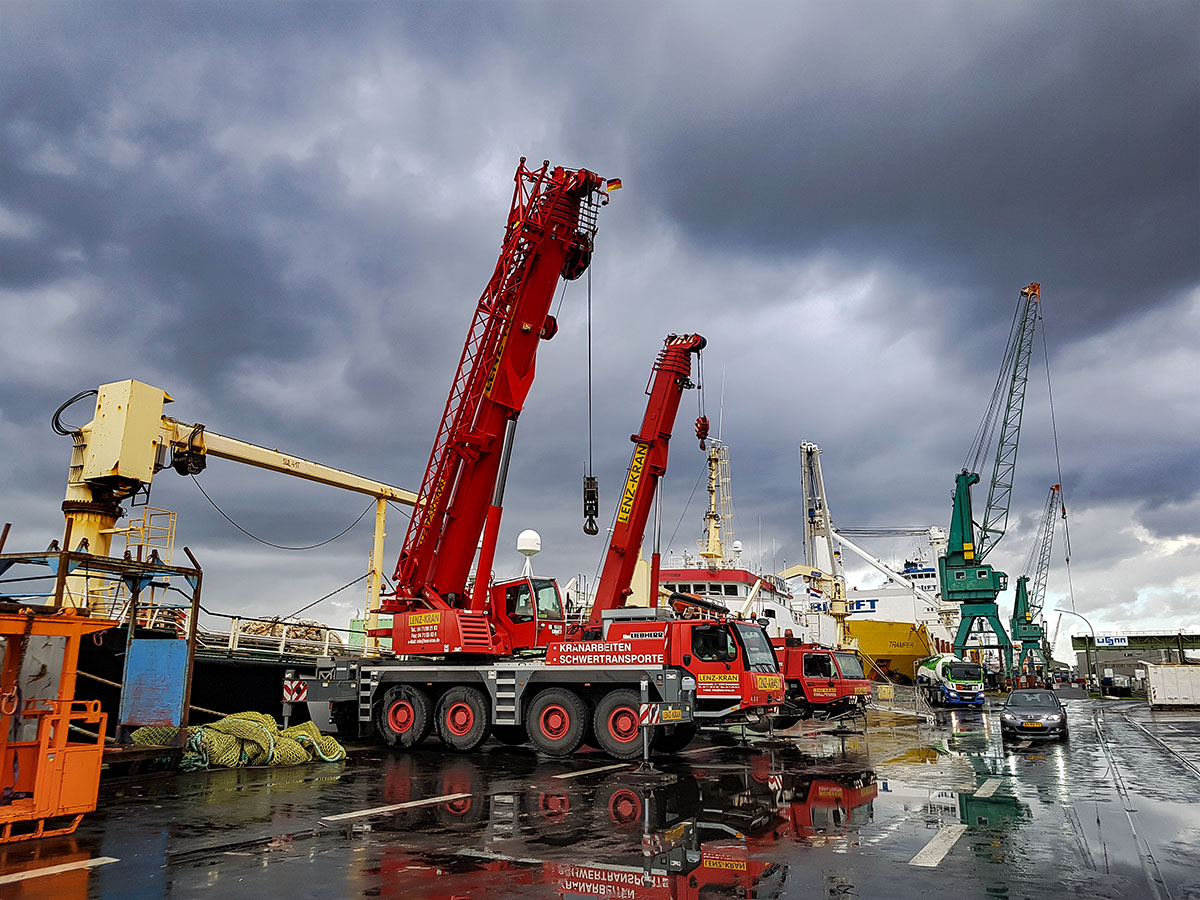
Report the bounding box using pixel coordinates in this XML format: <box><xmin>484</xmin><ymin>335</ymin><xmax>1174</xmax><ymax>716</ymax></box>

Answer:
<box><xmin>624</xmin><ymin>4</ymin><xmax>1199</xmax><ymax>345</ymax></box>
<box><xmin>1</xmin><ymin>2</ymin><xmax>1196</xmax><ymax>629</ymax></box>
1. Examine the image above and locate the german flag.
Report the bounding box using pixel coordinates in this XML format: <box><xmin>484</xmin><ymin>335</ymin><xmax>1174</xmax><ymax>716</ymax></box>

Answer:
<box><xmin>606</xmin><ymin>178</ymin><xmax>623</xmax><ymax>191</ymax></box>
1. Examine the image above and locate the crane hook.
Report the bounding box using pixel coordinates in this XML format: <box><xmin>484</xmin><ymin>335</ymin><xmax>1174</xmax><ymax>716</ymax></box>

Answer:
<box><xmin>695</xmin><ymin>416</ymin><xmax>710</xmax><ymax>450</ymax></box>
<box><xmin>583</xmin><ymin>475</ymin><xmax>599</xmax><ymax>535</ymax></box>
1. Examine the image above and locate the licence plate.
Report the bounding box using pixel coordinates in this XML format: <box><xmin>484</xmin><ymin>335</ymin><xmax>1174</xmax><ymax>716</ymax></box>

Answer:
<box><xmin>1021</xmin><ymin>722</ymin><xmax>1043</xmax><ymax>728</ymax></box>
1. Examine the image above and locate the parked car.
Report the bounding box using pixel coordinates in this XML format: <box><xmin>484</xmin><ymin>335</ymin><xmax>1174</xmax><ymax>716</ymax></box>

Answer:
<box><xmin>999</xmin><ymin>689</ymin><xmax>1069</xmax><ymax>741</ymax></box>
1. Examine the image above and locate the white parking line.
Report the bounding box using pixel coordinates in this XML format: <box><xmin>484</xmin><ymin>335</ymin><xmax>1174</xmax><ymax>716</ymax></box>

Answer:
<box><xmin>1018</xmin><ymin>740</ymin><xmax>1032</xmax><ymax>748</ymax></box>
<box><xmin>552</xmin><ymin>763</ymin><xmax>629</xmax><ymax>780</ymax></box>
<box><xmin>909</xmin><ymin>824</ymin><xmax>969</xmax><ymax>867</ymax></box>
<box><xmin>321</xmin><ymin>792</ymin><xmax>471</xmax><ymax>823</ymax></box>
<box><xmin>0</xmin><ymin>857</ymin><xmax>119</xmax><ymax>885</ymax></box>
<box><xmin>973</xmin><ymin>778</ymin><xmax>1003</xmax><ymax>798</ymax></box>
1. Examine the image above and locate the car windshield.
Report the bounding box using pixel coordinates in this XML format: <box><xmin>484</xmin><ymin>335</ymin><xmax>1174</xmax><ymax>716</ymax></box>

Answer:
<box><xmin>733</xmin><ymin>623</ymin><xmax>778</xmax><ymax>672</ymax></box>
<box><xmin>948</xmin><ymin>663</ymin><xmax>982</xmax><ymax>682</ymax></box>
<box><xmin>834</xmin><ymin>652</ymin><xmax>866</xmax><ymax>679</ymax></box>
<box><xmin>1007</xmin><ymin>691</ymin><xmax>1057</xmax><ymax>708</ymax></box>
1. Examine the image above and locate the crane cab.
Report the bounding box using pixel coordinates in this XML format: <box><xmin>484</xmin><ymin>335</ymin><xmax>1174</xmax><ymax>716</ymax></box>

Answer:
<box><xmin>489</xmin><ymin>576</ymin><xmax>567</xmax><ymax>651</ymax></box>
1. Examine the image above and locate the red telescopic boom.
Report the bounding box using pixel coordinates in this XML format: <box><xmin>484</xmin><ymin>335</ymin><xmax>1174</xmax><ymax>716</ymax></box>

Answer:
<box><xmin>588</xmin><ymin>333</ymin><xmax>707</xmax><ymax>629</ymax></box>
<box><xmin>386</xmin><ymin>160</ymin><xmax>610</xmax><ymax>615</ymax></box>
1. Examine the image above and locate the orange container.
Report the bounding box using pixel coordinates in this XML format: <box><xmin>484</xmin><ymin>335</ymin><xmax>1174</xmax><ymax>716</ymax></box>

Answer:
<box><xmin>0</xmin><ymin>608</ymin><xmax>115</xmax><ymax>842</ymax></box>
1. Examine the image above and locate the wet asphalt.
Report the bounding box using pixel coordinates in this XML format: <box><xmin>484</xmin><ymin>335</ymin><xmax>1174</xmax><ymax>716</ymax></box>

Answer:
<box><xmin>2</xmin><ymin>690</ymin><xmax>1198</xmax><ymax>899</ymax></box>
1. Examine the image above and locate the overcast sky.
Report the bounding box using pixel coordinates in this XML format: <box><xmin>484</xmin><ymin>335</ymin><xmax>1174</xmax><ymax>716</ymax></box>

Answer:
<box><xmin>2</xmin><ymin>2</ymin><xmax>1197</xmax><ymax>661</ymax></box>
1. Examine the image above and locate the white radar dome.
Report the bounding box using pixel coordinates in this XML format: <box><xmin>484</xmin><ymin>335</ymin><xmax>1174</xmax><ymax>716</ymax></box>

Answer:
<box><xmin>732</xmin><ymin>540</ymin><xmax>743</xmax><ymax>556</ymax></box>
<box><xmin>517</xmin><ymin>530</ymin><xmax>542</xmax><ymax>558</ymax></box>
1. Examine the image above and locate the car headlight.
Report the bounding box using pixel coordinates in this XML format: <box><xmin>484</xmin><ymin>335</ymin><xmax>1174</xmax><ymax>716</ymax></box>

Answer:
<box><xmin>947</xmin><ymin>690</ymin><xmax>958</xmax><ymax>697</ymax></box>
<box><xmin>1046</xmin><ymin>714</ymin><xmax>1062</xmax><ymax>722</ymax></box>
<box><xmin>1001</xmin><ymin>713</ymin><xmax>1015</xmax><ymax>721</ymax></box>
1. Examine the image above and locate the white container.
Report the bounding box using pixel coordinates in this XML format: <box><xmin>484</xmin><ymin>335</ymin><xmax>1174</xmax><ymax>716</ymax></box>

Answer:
<box><xmin>1146</xmin><ymin>663</ymin><xmax>1200</xmax><ymax>707</ymax></box>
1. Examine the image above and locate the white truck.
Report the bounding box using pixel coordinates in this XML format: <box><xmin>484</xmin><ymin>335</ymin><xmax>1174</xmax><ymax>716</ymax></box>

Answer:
<box><xmin>1146</xmin><ymin>663</ymin><xmax>1200</xmax><ymax>708</ymax></box>
<box><xmin>915</xmin><ymin>654</ymin><xmax>986</xmax><ymax>708</ymax></box>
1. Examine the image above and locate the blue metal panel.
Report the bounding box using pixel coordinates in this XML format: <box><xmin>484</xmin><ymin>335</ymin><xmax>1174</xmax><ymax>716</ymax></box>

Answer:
<box><xmin>119</xmin><ymin>639</ymin><xmax>188</xmax><ymax>727</ymax></box>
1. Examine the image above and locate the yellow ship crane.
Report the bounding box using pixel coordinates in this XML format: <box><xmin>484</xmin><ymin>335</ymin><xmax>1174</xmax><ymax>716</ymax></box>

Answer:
<box><xmin>58</xmin><ymin>379</ymin><xmax>416</xmax><ymax>634</ymax></box>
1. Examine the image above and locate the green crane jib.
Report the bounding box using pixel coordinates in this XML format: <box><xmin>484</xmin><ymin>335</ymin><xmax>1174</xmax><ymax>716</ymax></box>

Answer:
<box><xmin>939</xmin><ymin>283</ymin><xmax>1042</xmax><ymax>672</ymax></box>
<box><xmin>1011</xmin><ymin>484</ymin><xmax>1062</xmax><ymax>673</ymax></box>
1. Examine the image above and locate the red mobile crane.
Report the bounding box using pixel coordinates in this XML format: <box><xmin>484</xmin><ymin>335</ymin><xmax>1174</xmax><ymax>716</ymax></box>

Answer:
<box><xmin>291</xmin><ymin>164</ymin><xmax>782</xmax><ymax>759</ymax></box>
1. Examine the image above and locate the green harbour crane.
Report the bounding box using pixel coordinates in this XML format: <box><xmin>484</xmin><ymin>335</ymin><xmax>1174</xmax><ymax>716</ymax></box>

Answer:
<box><xmin>1011</xmin><ymin>484</ymin><xmax>1063</xmax><ymax>673</ymax></box>
<box><xmin>938</xmin><ymin>283</ymin><xmax>1042</xmax><ymax>673</ymax></box>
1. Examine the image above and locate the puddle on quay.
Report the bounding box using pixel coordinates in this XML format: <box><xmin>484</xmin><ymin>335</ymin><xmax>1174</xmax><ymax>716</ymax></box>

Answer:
<box><xmin>341</xmin><ymin>744</ymin><xmax>881</xmax><ymax>898</ymax></box>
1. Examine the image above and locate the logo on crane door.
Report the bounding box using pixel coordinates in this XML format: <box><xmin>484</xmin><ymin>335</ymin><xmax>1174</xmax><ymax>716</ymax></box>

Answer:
<box><xmin>617</xmin><ymin>443</ymin><xmax>649</xmax><ymax>523</ymax></box>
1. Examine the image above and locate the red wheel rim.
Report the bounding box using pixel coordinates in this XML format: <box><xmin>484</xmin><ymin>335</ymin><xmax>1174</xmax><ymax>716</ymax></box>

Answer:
<box><xmin>388</xmin><ymin>700</ymin><xmax>415</xmax><ymax>734</ymax></box>
<box><xmin>538</xmin><ymin>704</ymin><xmax>571</xmax><ymax>741</ymax></box>
<box><xmin>607</xmin><ymin>788</ymin><xmax>642</xmax><ymax>824</ymax></box>
<box><xmin>444</xmin><ymin>796</ymin><xmax>473</xmax><ymax>817</ymax></box>
<box><xmin>445</xmin><ymin>701</ymin><xmax>475</xmax><ymax>736</ymax></box>
<box><xmin>607</xmin><ymin>706</ymin><xmax>638</xmax><ymax>743</ymax></box>
<box><xmin>538</xmin><ymin>792</ymin><xmax>571</xmax><ymax>824</ymax></box>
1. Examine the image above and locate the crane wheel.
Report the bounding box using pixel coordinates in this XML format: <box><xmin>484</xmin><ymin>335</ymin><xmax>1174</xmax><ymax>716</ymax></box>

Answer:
<box><xmin>435</xmin><ymin>686</ymin><xmax>491</xmax><ymax>752</ymax></box>
<box><xmin>490</xmin><ymin>724</ymin><xmax>528</xmax><ymax>746</ymax></box>
<box><xmin>377</xmin><ymin>685</ymin><xmax>432</xmax><ymax>749</ymax></box>
<box><xmin>651</xmin><ymin>722</ymin><xmax>698</xmax><ymax>753</ymax></box>
<box><xmin>525</xmin><ymin>688</ymin><xmax>588</xmax><ymax>757</ymax></box>
<box><xmin>593</xmin><ymin>689</ymin><xmax>643</xmax><ymax>760</ymax></box>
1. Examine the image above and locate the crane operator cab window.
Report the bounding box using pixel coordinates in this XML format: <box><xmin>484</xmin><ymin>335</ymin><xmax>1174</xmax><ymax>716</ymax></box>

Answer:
<box><xmin>505</xmin><ymin>582</ymin><xmax>535</xmax><ymax>623</ymax></box>
<box><xmin>804</xmin><ymin>653</ymin><xmax>835</xmax><ymax>679</ymax></box>
<box><xmin>506</xmin><ymin>579</ymin><xmax>565</xmax><ymax>623</ymax></box>
<box><xmin>692</xmin><ymin>624</ymin><xmax>737</xmax><ymax>662</ymax></box>
<box><xmin>532</xmin><ymin>578</ymin><xmax>564</xmax><ymax>621</ymax></box>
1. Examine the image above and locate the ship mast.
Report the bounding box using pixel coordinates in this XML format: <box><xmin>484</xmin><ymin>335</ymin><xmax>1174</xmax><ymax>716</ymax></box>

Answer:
<box><xmin>698</xmin><ymin>442</ymin><xmax>736</xmax><ymax>568</ymax></box>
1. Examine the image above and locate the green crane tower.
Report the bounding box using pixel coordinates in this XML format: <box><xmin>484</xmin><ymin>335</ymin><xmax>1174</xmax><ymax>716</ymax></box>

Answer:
<box><xmin>1011</xmin><ymin>484</ymin><xmax>1063</xmax><ymax>673</ymax></box>
<box><xmin>939</xmin><ymin>283</ymin><xmax>1042</xmax><ymax>673</ymax></box>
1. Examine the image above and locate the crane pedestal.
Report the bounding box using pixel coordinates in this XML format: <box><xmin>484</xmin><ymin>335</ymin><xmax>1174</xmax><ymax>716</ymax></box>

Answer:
<box><xmin>953</xmin><ymin>603</ymin><xmax>1015</xmax><ymax>674</ymax></box>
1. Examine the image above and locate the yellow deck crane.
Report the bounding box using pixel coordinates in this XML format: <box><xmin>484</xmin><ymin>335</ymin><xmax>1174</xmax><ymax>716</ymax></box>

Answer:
<box><xmin>58</xmin><ymin>379</ymin><xmax>416</xmax><ymax>641</ymax></box>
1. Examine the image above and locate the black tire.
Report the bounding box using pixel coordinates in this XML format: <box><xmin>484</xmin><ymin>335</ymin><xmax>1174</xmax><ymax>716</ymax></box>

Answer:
<box><xmin>593</xmin><ymin>689</ymin><xmax>644</xmax><ymax>760</ymax></box>
<box><xmin>491</xmin><ymin>724</ymin><xmax>528</xmax><ymax>746</ymax></box>
<box><xmin>376</xmin><ymin>684</ymin><xmax>432</xmax><ymax>748</ymax></box>
<box><xmin>436</xmin><ymin>761</ymin><xmax>486</xmax><ymax>832</ymax></box>
<box><xmin>522</xmin><ymin>784</ymin><xmax>589</xmax><ymax>846</ymax></box>
<box><xmin>435</xmin><ymin>686</ymin><xmax>491</xmax><ymax>752</ymax></box>
<box><xmin>651</xmin><ymin>722</ymin><xmax>698</xmax><ymax>753</ymax></box>
<box><xmin>595</xmin><ymin>780</ymin><xmax>649</xmax><ymax>830</ymax></box>
<box><xmin>525</xmin><ymin>688</ymin><xmax>588</xmax><ymax>757</ymax></box>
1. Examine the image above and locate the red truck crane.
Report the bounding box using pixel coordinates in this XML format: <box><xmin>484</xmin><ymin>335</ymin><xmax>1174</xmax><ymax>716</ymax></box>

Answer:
<box><xmin>290</xmin><ymin>162</ymin><xmax>782</xmax><ymax>759</ymax></box>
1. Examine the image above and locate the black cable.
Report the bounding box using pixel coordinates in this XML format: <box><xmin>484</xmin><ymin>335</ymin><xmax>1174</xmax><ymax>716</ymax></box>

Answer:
<box><xmin>1041</xmin><ymin>321</ymin><xmax>1078</xmax><ymax>612</ymax></box>
<box><xmin>666</xmin><ymin>461</ymin><xmax>709</xmax><ymax>552</ymax></box>
<box><xmin>586</xmin><ymin>265</ymin><xmax>594</xmax><ymax>476</ymax></box>
<box><xmin>386</xmin><ymin>500</ymin><xmax>414</xmax><ymax>521</ymax></box>
<box><xmin>190</xmin><ymin>475</ymin><xmax>374</xmax><ymax>550</ymax></box>
<box><xmin>282</xmin><ymin>572</ymin><xmax>370</xmax><ymax>620</ymax></box>
<box><xmin>51</xmin><ymin>389</ymin><xmax>98</xmax><ymax>435</ymax></box>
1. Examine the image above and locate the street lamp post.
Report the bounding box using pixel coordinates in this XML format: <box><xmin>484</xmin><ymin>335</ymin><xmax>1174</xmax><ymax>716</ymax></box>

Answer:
<box><xmin>1054</xmin><ymin>608</ymin><xmax>1099</xmax><ymax>693</ymax></box>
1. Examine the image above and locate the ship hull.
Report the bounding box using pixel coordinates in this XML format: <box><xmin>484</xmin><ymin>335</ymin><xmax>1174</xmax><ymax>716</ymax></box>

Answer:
<box><xmin>844</xmin><ymin>619</ymin><xmax>938</xmax><ymax>684</ymax></box>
